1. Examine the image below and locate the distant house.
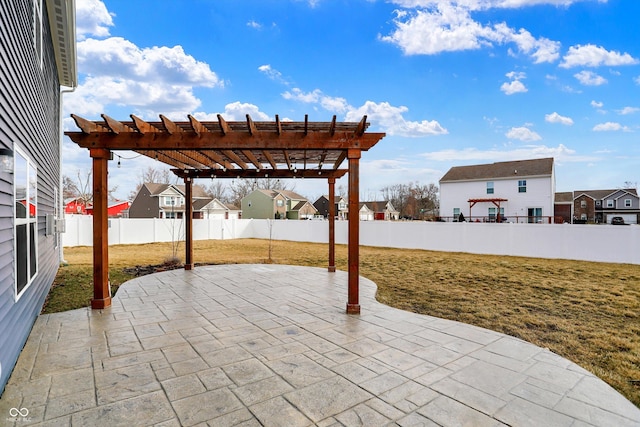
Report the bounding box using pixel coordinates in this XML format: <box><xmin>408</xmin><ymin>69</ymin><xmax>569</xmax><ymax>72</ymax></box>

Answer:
<box><xmin>0</xmin><ymin>0</ymin><xmax>76</xmax><ymax>396</ymax></box>
<box><xmin>64</xmin><ymin>196</ymin><xmax>91</xmax><ymax>215</ymax></box>
<box><xmin>440</xmin><ymin>158</ymin><xmax>555</xmax><ymax>223</ymax></box>
<box><xmin>554</xmin><ymin>192</ymin><xmax>573</xmax><ymax>223</ymax></box>
<box><xmin>359</xmin><ymin>201</ymin><xmax>399</xmax><ymax>221</ymax></box>
<box><xmin>242</xmin><ymin>189</ymin><xmax>317</xmax><ymax>219</ymax></box>
<box><xmin>313</xmin><ymin>195</ymin><xmax>348</xmax><ymax>220</ymax></box>
<box><xmin>128</xmin><ymin>183</ymin><xmax>210</xmax><ymax>219</ymax></box>
<box><xmin>194</xmin><ymin>198</ymin><xmax>241</xmax><ymax>220</ymax></box>
<box><xmin>556</xmin><ymin>189</ymin><xmax>639</xmax><ymax>224</ymax></box>
<box><xmin>86</xmin><ymin>199</ymin><xmax>131</xmax><ymax>218</ymax></box>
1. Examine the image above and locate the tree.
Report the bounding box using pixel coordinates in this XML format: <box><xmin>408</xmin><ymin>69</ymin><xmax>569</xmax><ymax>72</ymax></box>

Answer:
<box><xmin>379</xmin><ymin>181</ymin><xmax>439</xmax><ymax>219</ymax></box>
<box><xmin>129</xmin><ymin>166</ymin><xmax>176</xmax><ymax>199</ymax></box>
<box><xmin>205</xmin><ymin>180</ymin><xmax>228</xmax><ymax>202</ymax></box>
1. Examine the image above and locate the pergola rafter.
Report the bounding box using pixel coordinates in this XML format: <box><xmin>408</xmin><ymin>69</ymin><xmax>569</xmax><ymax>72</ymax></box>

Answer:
<box><xmin>66</xmin><ymin>114</ymin><xmax>386</xmax><ymax>315</ymax></box>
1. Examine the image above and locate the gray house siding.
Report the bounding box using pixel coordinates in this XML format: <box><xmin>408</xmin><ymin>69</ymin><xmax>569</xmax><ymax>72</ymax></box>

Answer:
<box><xmin>0</xmin><ymin>0</ymin><xmax>63</xmax><ymax>395</ymax></box>
<box><xmin>129</xmin><ymin>184</ymin><xmax>160</xmax><ymax>218</ymax></box>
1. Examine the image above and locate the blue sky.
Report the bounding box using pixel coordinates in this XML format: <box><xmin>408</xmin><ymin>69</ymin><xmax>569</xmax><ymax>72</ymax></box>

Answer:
<box><xmin>64</xmin><ymin>0</ymin><xmax>640</xmax><ymax>201</ymax></box>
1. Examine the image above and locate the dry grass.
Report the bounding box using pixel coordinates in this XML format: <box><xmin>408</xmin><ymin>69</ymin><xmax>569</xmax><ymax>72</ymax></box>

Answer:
<box><xmin>49</xmin><ymin>239</ymin><xmax>640</xmax><ymax>406</ymax></box>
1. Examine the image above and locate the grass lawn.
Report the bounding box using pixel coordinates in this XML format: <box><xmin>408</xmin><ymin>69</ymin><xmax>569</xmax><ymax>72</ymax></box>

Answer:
<box><xmin>46</xmin><ymin>239</ymin><xmax>640</xmax><ymax>407</ymax></box>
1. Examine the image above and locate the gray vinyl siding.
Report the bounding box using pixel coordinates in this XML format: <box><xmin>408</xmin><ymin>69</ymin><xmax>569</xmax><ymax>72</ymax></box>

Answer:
<box><xmin>0</xmin><ymin>0</ymin><xmax>62</xmax><ymax>396</ymax></box>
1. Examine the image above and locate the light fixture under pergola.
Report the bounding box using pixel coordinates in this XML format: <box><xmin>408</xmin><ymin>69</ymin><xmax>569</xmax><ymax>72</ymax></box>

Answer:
<box><xmin>66</xmin><ymin>113</ymin><xmax>386</xmax><ymax>314</ymax></box>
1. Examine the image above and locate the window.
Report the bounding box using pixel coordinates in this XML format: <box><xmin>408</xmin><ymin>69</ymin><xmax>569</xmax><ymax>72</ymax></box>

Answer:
<box><xmin>581</xmin><ymin>213</ymin><xmax>587</xmax><ymax>220</ymax></box>
<box><xmin>528</xmin><ymin>207</ymin><xmax>542</xmax><ymax>223</ymax></box>
<box><xmin>518</xmin><ymin>180</ymin><xmax>527</xmax><ymax>193</ymax></box>
<box><xmin>625</xmin><ymin>199</ymin><xmax>632</xmax><ymax>207</ymax></box>
<box><xmin>33</xmin><ymin>0</ymin><xmax>43</xmax><ymax>68</ymax></box>
<box><xmin>486</xmin><ymin>181</ymin><xmax>494</xmax><ymax>194</ymax></box>
<box><xmin>453</xmin><ymin>208</ymin><xmax>460</xmax><ymax>220</ymax></box>
<box><xmin>606</xmin><ymin>200</ymin><xmax>614</xmax><ymax>208</ymax></box>
<box><xmin>15</xmin><ymin>147</ymin><xmax>38</xmax><ymax>299</ymax></box>
<box><xmin>580</xmin><ymin>200</ymin><xmax>586</xmax><ymax>208</ymax></box>
<box><xmin>276</xmin><ymin>199</ymin><xmax>284</xmax><ymax>207</ymax></box>
<box><xmin>488</xmin><ymin>207</ymin><xmax>504</xmax><ymax>221</ymax></box>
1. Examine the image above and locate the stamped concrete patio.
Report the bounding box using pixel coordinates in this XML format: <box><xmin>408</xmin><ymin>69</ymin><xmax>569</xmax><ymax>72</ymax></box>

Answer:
<box><xmin>1</xmin><ymin>264</ymin><xmax>639</xmax><ymax>426</ymax></box>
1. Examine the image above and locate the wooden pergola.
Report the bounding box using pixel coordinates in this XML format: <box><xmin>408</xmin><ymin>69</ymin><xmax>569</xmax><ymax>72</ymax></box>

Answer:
<box><xmin>65</xmin><ymin>113</ymin><xmax>385</xmax><ymax>314</ymax></box>
<box><xmin>468</xmin><ymin>198</ymin><xmax>508</xmax><ymax>222</ymax></box>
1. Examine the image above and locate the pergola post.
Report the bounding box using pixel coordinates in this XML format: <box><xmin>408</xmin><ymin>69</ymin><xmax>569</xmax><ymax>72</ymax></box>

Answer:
<box><xmin>90</xmin><ymin>148</ymin><xmax>111</xmax><ymax>309</ymax></box>
<box><xmin>184</xmin><ymin>177</ymin><xmax>194</xmax><ymax>270</ymax></box>
<box><xmin>346</xmin><ymin>149</ymin><xmax>361</xmax><ymax>314</ymax></box>
<box><xmin>328</xmin><ymin>177</ymin><xmax>336</xmax><ymax>273</ymax></box>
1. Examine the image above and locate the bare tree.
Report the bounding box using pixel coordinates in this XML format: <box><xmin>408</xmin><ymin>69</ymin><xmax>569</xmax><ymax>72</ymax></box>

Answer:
<box><xmin>379</xmin><ymin>181</ymin><xmax>439</xmax><ymax>219</ymax></box>
<box><xmin>623</xmin><ymin>181</ymin><xmax>638</xmax><ymax>190</ymax></box>
<box><xmin>129</xmin><ymin>166</ymin><xmax>176</xmax><ymax>199</ymax></box>
<box><xmin>205</xmin><ymin>180</ymin><xmax>228</xmax><ymax>202</ymax></box>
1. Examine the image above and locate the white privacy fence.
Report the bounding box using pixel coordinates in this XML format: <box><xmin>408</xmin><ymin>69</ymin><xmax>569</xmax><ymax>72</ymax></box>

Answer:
<box><xmin>63</xmin><ymin>215</ymin><xmax>640</xmax><ymax>265</ymax></box>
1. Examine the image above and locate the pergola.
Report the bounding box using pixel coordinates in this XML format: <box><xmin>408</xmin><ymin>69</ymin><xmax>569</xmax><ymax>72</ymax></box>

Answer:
<box><xmin>467</xmin><ymin>198</ymin><xmax>508</xmax><ymax>222</ymax></box>
<box><xmin>65</xmin><ymin>113</ymin><xmax>386</xmax><ymax>314</ymax></box>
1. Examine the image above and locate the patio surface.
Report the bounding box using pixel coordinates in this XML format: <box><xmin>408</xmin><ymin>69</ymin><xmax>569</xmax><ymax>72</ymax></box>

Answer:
<box><xmin>1</xmin><ymin>264</ymin><xmax>639</xmax><ymax>426</ymax></box>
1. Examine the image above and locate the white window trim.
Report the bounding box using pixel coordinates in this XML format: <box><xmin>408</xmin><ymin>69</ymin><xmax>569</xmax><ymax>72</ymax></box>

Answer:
<box><xmin>625</xmin><ymin>199</ymin><xmax>632</xmax><ymax>207</ymax></box>
<box><xmin>34</xmin><ymin>0</ymin><xmax>43</xmax><ymax>69</ymax></box>
<box><xmin>606</xmin><ymin>200</ymin><xmax>614</xmax><ymax>208</ymax></box>
<box><xmin>14</xmin><ymin>146</ymin><xmax>38</xmax><ymax>301</ymax></box>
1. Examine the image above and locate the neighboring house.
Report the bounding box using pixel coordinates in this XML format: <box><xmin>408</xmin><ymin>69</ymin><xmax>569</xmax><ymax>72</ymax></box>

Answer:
<box><xmin>313</xmin><ymin>195</ymin><xmax>348</xmax><ymax>219</ymax></box>
<box><xmin>359</xmin><ymin>201</ymin><xmax>399</xmax><ymax>221</ymax></box>
<box><xmin>195</xmin><ymin>198</ymin><xmax>241</xmax><ymax>220</ymax></box>
<box><xmin>440</xmin><ymin>158</ymin><xmax>555</xmax><ymax>223</ymax></box>
<box><xmin>86</xmin><ymin>199</ymin><xmax>131</xmax><ymax>218</ymax></box>
<box><xmin>554</xmin><ymin>192</ymin><xmax>573</xmax><ymax>224</ymax></box>
<box><xmin>64</xmin><ymin>196</ymin><xmax>91</xmax><ymax>214</ymax></box>
<box><xmin>571</xmin><ymin>189</ymin><xmax>639</xmax><ymax>224</ymax></box>
<box><xmin>0</xmin><ymin>0</ymin><xmax>76</xmax><ymax>396</ymax></box>
<box><xmin>242</xmin><ymin>189</ymin><xmax>317</xmax><ymax>219</ymax></box>
<box><xmin>128</xmin><ymin>183</ymin><xmax>210</xmax><ymax>219</ymax></box>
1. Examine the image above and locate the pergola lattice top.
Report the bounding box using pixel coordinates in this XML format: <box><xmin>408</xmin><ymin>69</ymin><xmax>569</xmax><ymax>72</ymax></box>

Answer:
<box><xmin>68</xmin><ymin>113</ymin><xmax>384</xmax><ymax>179</ymax></box>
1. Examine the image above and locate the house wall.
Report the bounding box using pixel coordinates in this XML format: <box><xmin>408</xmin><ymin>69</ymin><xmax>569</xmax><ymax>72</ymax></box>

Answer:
<box><xmin>128</xmin><ymin>185</ymin><xmax>159</xmax><ymax>218</ymax></box>
<box><xmin>242</xmin><ymin>192</ymin><xmax>275</xmax><ymax>219</ymax></box>
<box><xmin>440</xmin><ymin>176</ymin><xmax>553</xmax><ymax>220</ymax></box>
<box><xmin>0</xmin><ymin>0</ymin><xmax>63</xmax><ymax>395</ymax></box>
<box><xmin>574</xmin><ymin>196</ymin><xmax>595</xmax><ymax>222</ymax></box>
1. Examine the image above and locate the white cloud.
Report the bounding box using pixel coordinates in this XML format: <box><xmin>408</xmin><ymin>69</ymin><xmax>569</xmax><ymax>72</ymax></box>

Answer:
<box><xmin>635</xmin><ymin>76</ymin><xmax>640</xmax><ymax>85</ymax></box>
<box><xmin>283</xmin><ymin>88</ymin><xmax>446</xmax><ymax>136</ymax></box>
<box><xmin>506</xmin><ymin>126</ymin><xmax>541</xmax><ymax>141</ymax></box>
<box><xmin>616</xmin><ymin>107</ymin><xmax>640</xmax><ymax>115</ymax></box>
<box><xmin>346</xmin><ymin>101</ymin><xmax>448</xmax><ymax>137</ymax></box>
<box><xmin>420</xmin><ymin>143</ymin><xmax>597</xmax><ymax>163</ymax></box>
<box><xmin>258</xmin><ymin>64</ymin><xmax>290</xmax><ymax>85</ymax></box>
<box><xmin>380</xmin><ymin>3</ymin><xmax>559</xmax><ymax>63</ymax></box>
<box><xmin>545</xmin><ymin>112</ymin><xmax>574</xmax><ymax>125</ymax></box>
<box><xmin>590</xmin><ymin>100</ymin><xmax>603</xmax><ymax>108</ymax></box>
<box><xmin>76</xmin><ymin>0</ymin><xmax>113</xmax><ymax>40</ymax></box>
<box><xmin>574</xmin><ymin>70</ymin><xmax>607</xmax><ymax>86</ymax></box>
<box><xmin>247</xmin><ymin>20</ymin><xmax>262</xmax><ymax>29</ymax></box>
<box><xmin>592</xmin><ymin>122</ymin><xmax>630</xmax><ymax>132</ymax></box>
<box><xmin>560</xmin><ymin>44</ymin><xmax>638</xmax><ymax>68</ymax></box>
<box><xmin>500</xmin><ymin>80</ymin><xmax>527</xmax><ymax>95</ymax></box>
<box><xmin>390</xmin><ymin>1</ymin><xmax>606</xmax><ymax>11</ymax></box>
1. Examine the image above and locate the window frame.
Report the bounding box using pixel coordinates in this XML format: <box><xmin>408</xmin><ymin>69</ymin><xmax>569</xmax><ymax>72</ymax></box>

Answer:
<box><xmin>33</xmin><ymin>0</ymin><xmax>43</xmax><ymax>69</ymax></box>
<box><xmin>624</xmin><ymin>199</ymin><xmax>632</xmax><ymax>208</ymax></box>
<box><xmin>606</xmin><ymin>200</ymin><xmax>614</xmax><ymax>208</ymax></box>
<box><xmin>518</xmin><ymin>180</ymin><xmax>527</xmax><ymax>193</ymax></box>
<box><xmin>580</xmin><ymin>200</ymin><xmax>586</xmax><ymax>208</ymax></box>
<box><xmin>14</xmin><ymin>146</ymin><xmax>38</xmax><ymax>301</ymax></box>
<box><xmin>486</xmin><ymin>181</ymin><xmax>494</xmax><ymax>194</ymax></box>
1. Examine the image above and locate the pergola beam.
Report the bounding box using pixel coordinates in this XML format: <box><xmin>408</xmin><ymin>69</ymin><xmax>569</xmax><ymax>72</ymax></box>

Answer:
<box><xmin>172</xmin><ymin>168</ymin><xmax>348</xmax><ymax>179</ymax></box>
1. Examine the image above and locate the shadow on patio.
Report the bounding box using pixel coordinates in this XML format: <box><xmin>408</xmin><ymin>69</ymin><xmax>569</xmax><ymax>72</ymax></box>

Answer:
<box><xmin>1</xmin><ymin>265</ymin><xmax>638</xmax><ymax>426</ymax></box>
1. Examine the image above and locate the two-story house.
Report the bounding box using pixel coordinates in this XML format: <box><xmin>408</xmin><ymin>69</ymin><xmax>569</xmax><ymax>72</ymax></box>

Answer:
<box><xmin>242</xmin><ymin>189</ymin><xmax>317</xmax><ymax>219</ymax></box>
<box><xmin>567</xmin><ymin>189</ymin><xmax>639</xmax><ymax>224</ymax></box>
<box><xmin>0</xmin><ymin>0</ymin><xmax>76</xmax><ymax>395</ymax></box>
<box><xmin>194</xmin><ymin>198</ymin><xmax>241</xmax><ymax>220</ymax></box>
<box><xmin>129</xmin><ymin>183</ymin><xmax>211</xmax><ymax>219</ymax></box>
<box><xmin>313</xmin><ymin>195</ymin><xmax>348</xmax><ymax>220</ymax></box>
<box><xmin>440</xmin><ymin>158</ymin><xmax>555</xmax><ymax>223</ymax></box>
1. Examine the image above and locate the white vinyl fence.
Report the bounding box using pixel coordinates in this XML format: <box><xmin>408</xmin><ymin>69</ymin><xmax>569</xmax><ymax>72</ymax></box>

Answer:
<box><xmin>63</xmin><ymin>215</ymin><xmax>640</xmax><ymax>265</ymax></box>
